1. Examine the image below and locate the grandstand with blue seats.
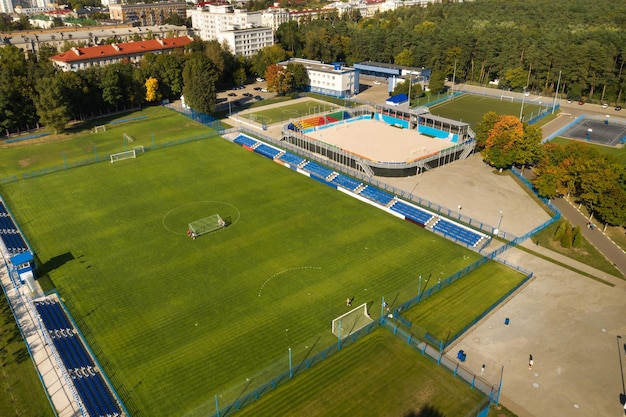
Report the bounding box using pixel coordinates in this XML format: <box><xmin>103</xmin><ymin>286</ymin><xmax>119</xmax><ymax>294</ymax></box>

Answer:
<box><xmin>331</xmin><ymin>174</ymin><xmax>362</xmax><ymax>191</ymax></box>
<box><xmin>302</xmin><ymin>161</ymin><xmax>334</xmax><ymax>180</ymax></box>
<box><xmin>0</xmin><ymin>202</ymin><xmax>30</xmax><ymax>255</ymax></box>
<box><xmin>390</xmin><ymin>200</ymin><xmax>434</xmax><ymax>226</ymax></box>
<box><xmin>358</xmin><ymin>185</ymin><xmax>395</xmax><ymax>206</ymax></box>
<box><xmin>431</xmin><ymin>218</ymin><xmax>484</xmax><ymax>247</ymax></box>
<box><xmin>254</xmin><ymin>143</ymin><xmax>281</xmax><ymax>160</ymax></box>
<box><xmin>34</xmin><ymin>299</ymin><xmax>121</xmax><ymax>417</ymax></box>
<box><xmin>278</xmin><ymin>152</ymin><xmax>305</xmax><ymax>167</ymax></box>
<box><xmin>233</xmin><ymin>134</ymin><xmax>258</xmax><ymax>148</ymax></box>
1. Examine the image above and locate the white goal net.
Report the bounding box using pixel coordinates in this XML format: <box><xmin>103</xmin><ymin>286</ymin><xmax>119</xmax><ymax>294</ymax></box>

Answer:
<box><xmin>94</xmin><ymin>125</ymin><xmax>106</xmax><ymax>133</ymax></box>
<box><xmin>123</xmin><ymin>133</ymin><xmax>135</xmax><ymax>143</ymax></box>
<box><xmin>110</xmin><ymin>149</ymin><xmax>136</xmax><ymax>163</ymax></box>
<box><xmin>331</xmin><ymin>303</ymin><xmax>373</xmax><ymax>338</ymax></box>
<box><xmin>133</xmin><ymin>145</ymin><xmax>145</xmax><ymax>154</ymax></box>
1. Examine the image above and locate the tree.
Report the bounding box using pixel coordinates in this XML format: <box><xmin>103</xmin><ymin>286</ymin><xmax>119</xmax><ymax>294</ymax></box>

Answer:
<box><xmin>145</xmin><ymin>77</ymin><xmax>160</xmax><ymax>102</ymax></box>
<box><xmin>265</xmin><ymin>64</ymin><xmax>293</xmax><ymax>95</ymax></box>
<box><xmin>34</xmin><ymin>77</ymin><xmax>71</xmax><ymax>134</ymax></box>
<box><xmin>182</xmin><ymin>52</ymin><xmax>218</xmax><ymax>114</ymax></box>
<box><xmin>428</xmin><ymin>70</ymin><xmax>445</xmax><ymax>94</ymax></box>
<box><xmin>503</xmin><ymin>67</ymin><xmax>527</xmax><ymax>90</ymax></box>
<box><xmin>252</xmin><ymin>45</ymin><xmax>287</xmax><ymax>81</ymax></box>
<box><xmin>395</xmin><ymin>49</ymin><xmax>414</xmax><ymax>67</ymax></box>
<box><xmin>572</xmin><ymin>225</ymin><xmax>582</xmax><ymax>248</ymax></box>
<box><xmin>483</xmin><ymin>115</ymin><xmax>525</xmax><ymax>170</ymax></box>
<box><xmin>554</xmin><ymin>221</ymin><xmax>567</xmax><ymax>241</ymax></box>
<box><xmin>475</xmin><ymin>112</ymin><xmax>500</xmax><ymax>150</ymax></box>
<box><xmin>276</xmin><ymin>21</ymin><xmax>302</xmax><ymax>55</ymax></box>
<box><xmin>286</xmin><ymin>62</ymin><xmax>309</xmax><ymax>90</ymax></box>
<box><xmin>561</xmin><ymin>225</ymin><xmax>573</xmax><ymax>248</ymax></box>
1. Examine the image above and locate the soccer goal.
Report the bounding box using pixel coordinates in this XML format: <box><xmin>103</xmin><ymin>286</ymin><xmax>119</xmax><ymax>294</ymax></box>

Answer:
<box><xmin>123</xmin><ymin>133</ymin><xmax>135</xmax><ymax>143</ymax></box>
<box><xmin>500</xmin><ymin>95</ymin><xmax>514</xmax><ymax>102</ymax></box>
<box><xmin>94</xmin><ymin>125</ymin><xmax>106</xmax><ymax>133</ymax></box>
<box><xmin>331</xmin><ymin>303</ymin><xmax>373</xmax><ymax>338</ymax></box>
<box><xmin>188</xmin><ymin>214</ymin><xmax>231</xmax><ymax>238</ymax></box>
<box><xmin>133</xmin><ymin>145</ymin><xmax>145</xmax><ymax>154</ymax></box>
<box><xmin>110</xmin><ymin>149</ymin><xmax>136</xmax><ymax>163</ymax></box>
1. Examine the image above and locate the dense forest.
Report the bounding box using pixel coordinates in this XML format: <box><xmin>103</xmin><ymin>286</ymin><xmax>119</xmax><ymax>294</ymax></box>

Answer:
<box><xmin>1</xmin><ymin>0</ymin><xmax>626</xmax><ymax>226</ymax></box>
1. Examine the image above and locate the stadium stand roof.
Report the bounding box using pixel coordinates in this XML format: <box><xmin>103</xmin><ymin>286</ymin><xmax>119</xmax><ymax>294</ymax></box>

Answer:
<box><xmin>386</xmin><ymin>93</ymin><xmax>408</xmax><ymax>106</ymax></box>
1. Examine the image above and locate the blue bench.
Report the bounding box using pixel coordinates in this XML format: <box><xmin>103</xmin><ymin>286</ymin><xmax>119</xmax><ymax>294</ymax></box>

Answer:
<box><xmin>254</xmin><ymin>143</ymin><xmax>281</xmax><ymax>159</ymax></box>
<box><xmin>390</xmin><ymin>201</ymin><xmax>433</xmax><ymax>225</ymax></box>
<box><xmin>432</xmin><ymin>219</ymin><xmax>483</xmax><ymax>247</ymax></box>
<box><xmin>0</xmin><ymin>202</ymin><xmax>7</xmax><ymax>215</ymax></box>
<box><xmin>35</xmin><ymin>301</ymin><xmax>73</xmax><ymax>331</ymax></box>
<box><xmin>0</xmin><ymin>215</ymin><xmax>17</xmax><ymax>230</ymax></box>
<box><xmin>233</xmin><ymin>135</ymin><xmax>258</xmax><ymax>148</ymax></box>
<box><xmin>359</xmin><ymin>186</ymin><xmax>395</xmax><ymax>206</ymax></box>
<box><xmin>279</xmin><ymin>152</ymin><xmax>305</xmax><ymax>166</ymax></box>
<box><xmin>302</xmin><ymin>162</ymin><xmax>334</xmax><ymax>180</ymax></box>
<box><xmin>331</xmin><ymin>174</ymin><xmax>361</xmax><ymax>191</ymax></box>
<box><xmin>74</xmin><ymin>373</ymin><xmax>120</xmax><ymax>417</ymax></box>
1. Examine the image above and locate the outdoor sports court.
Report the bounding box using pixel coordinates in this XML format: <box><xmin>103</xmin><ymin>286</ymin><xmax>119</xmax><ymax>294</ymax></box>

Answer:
<box><xmin>560</xmin><ymin>116</ymin><xmax>626</xmax><ymax>146</ymax></box>
<box><xmin>305</xmin><ymin>118</ymin><xmax>454</xmax><ymax>162</ymax></box>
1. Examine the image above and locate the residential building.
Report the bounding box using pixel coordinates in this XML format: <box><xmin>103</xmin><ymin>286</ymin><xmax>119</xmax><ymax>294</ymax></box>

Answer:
<box><xmin>109</xmin><ymin>1</ymin><xmax>187</xmax><ymax>26</ymax></box>
<box><xmin>190</xmin><ymin>5</ymin><xmax>274</xmax><ymax>56</ymax></box>
<box><xmin>49</xmin><ymin>35</ymin><xmax>193</xmax><ymax>71</ymax></box>
<box><xmin>1</xmin><ymin>0</ymin><xmax>14</xmax><ymax>14</ymax></box>
<box><xmin>278</xmin><ymin>58</ymin><xmax>359</xmax><ymax>98</ymax></box>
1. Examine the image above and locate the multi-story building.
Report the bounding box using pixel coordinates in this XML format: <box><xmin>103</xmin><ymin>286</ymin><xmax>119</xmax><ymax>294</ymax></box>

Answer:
<box><xmin>0</xmin><ymin>0</ymin><xmax>13</xmax><ymax>14</ymax></box>
<box><xmin>278</xmin><ymin>58</ymin><xmax>359</xmax><ymax>98</ymax></box>
<box><xmin>49</xmin><ymin>36</ymin><xmax>193</xmax><ymax>71</ymax></box>
<box><xmin>109</xmin><ymin>1</ymin><xmax>187</xmax><ymax>26</ymax></box>
<box><xmin>190</xmin><ymin>4</ymin><xmax>274</xmax><ymax>56</ymax></box>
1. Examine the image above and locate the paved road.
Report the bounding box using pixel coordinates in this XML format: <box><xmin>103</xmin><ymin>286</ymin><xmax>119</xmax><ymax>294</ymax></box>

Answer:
<box><xmin>551</xmin><ymin>197</ymin><xmax>626</xmax><ymax>276</ymax></box>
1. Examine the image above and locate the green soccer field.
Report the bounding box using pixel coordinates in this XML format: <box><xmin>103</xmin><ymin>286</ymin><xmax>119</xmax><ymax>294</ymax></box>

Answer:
<box><xmin>1</xmin><ymin>123</ymin><xmax>484</xmax><ymax>416</ymax></box>
<box><xmin>241</xmin><ymin>100</ymin><xmax>338</xmax><ymax>125</ymax></box>
<box><xmin>429</xmin><ymin>94</ymin><xmax>549</xmax><ymax>129</ymax></box>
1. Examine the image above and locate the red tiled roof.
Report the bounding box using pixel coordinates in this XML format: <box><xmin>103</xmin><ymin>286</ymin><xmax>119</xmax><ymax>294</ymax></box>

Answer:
<box><xmin>50</xmin><ymin>36</ymin><xmax>193</xmax><ymax>64</ymax></box>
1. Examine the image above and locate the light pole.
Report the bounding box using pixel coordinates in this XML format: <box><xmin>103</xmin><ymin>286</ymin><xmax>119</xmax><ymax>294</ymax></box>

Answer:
<box><xmin>618</xmin><ymin>335</ymin><xmax>625</xmax><ymax>398</ymax></box>
<box><xmin>552</xmin><ymin>70</ymin><xmax>562</xmax><ymax>114</ymax></box>
<box><xmin>519</xmin><ymin>87</ymin><xmax>526</xmax><ymax>120</ymax></box>
<box><xmin>495</xmin><ymin>210</ymin><xmax>503</xmax><ymax>235</ymax></box>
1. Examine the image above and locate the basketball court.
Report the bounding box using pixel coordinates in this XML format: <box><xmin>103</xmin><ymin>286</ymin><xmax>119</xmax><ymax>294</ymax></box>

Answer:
<box><xmin>305</xmin><ymin>119</ymin><xmax>455</xmax><ymax>163</ymax></box>
<box><xmin>561</xmin><ymin>117</ymin><xmax>626</xmax><ymax>146</ymax></box>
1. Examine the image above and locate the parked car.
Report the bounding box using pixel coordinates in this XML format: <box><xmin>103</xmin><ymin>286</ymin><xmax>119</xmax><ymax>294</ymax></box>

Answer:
<box><xmin>227</xmin><ymin>92</ymin><xmax>237</xmax><ymax>97</ymax></box>
<box><xmin>567</xmin><ymin>99</ymin><xmax>573</xmax><ymax>103</ymax></box>
<box><xmin>261</xmin><ymin>88</ymin><xmax>268</xmax><ymax>93</ymax></box>
<box><xmin>601</xmin><ymin>103</ymin><xmax>608</xmax><ymax>109</ymax></box>
<box><xmin>243</xmin><ymin>92</ymin><xmax>252</xmax><ymax>97</ymax></box>
<box><xmin>578</xmin><ymin>100</ymin><xmax>585</xmax><ymax>105</ymax></box>
<box><xmin>616</xmin><ymin>106</ymin><xmax>622</xmax><ymax>111</ymax></box>
<box><xmin>254</xmin><ymin>95</ymin><xmax>262</xmax><ymax>101</ymax></box>
<box><xmin>234</xmin><ymin>101</ymin><xmax>241</xmax><ymax>106</ymax></box>
<box><xmin>253</xmin><ymin>87</ymin><xmax>262</xmax><ymax>91</ymax></box>
<box><xmin>373</xmin><ymin>80</ymin><xmax>381</xmax><ymax>85</ymax></box>
<box><xmin>256</xmin><ymin>77</ymin><xmax>265</xmax><ymax>82</ymax></box>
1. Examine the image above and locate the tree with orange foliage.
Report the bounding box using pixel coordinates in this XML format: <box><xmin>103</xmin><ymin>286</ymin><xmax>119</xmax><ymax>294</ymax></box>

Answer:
<box><xmin>482</xmin><ymin>114</ymin><xmax>543</xmax><ymax>171</ymax></box>
<box><xmin>265</xmin><ymin>64</ymin><xmax>293</xmax><ymax>95</ymax></box>
<box><xmin>145</xmin><ymin>77</ymin><xmax>160</xmax><ymax>102</ymax></box>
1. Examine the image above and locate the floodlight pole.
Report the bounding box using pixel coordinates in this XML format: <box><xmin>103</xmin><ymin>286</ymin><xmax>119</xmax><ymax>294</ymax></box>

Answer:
<box><xmin>519</xmin><ymin>87</ymin><xmax>526</xmax><ymax>120</ymax></box>
<box><xmin>289</xmin><ymin>347</ymin><xmax>293</xmax><ymax>379</ymax></box>
<box><xmin>215</xmin><ymin>394</ymin><xmax>220</xmax><ymax>417</ymax></box>
<box><xmin>417</xmin><ymin>275</ymin><xmax>422</xmax><ymax>298</ymax></box>
<box><xmin>552</xmin><ymin>70</ymin><xmax>562</xmax><ymax>114</ymax></box>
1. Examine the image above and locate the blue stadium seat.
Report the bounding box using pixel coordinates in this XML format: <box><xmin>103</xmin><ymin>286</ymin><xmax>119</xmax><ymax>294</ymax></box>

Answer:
<box><xmin>233</xmin><ymin>135</ymin><xmax>258</xmax><ymax>148</ymax></box>
<box><xmin>432</xmin><ymin>219</ymin><xmax>483</xmax><ymax>247</ymax></box>
<box><xmin>278</xmin><ymin>152</ymin><xmax>305</xmax><ymax>166</ymax></box>
<box><xmin>390</xmin><ymin>201</ymin><xmax>433</xmax><ymax>226</ymax></box>
<box><xmin>302</xmin><ymin>162</ymin><xmax>334</xmax><ymax>180</ymax></box>
<box><xmin>359</xmin><ymin>185</ymin><xmax>395</xmax><ymax>206</ymax></box>
<box><xmin>0</xmin><ymin>201</ymin><xmax>7</xmax><ymax>215</ymax></box>
<box><xmin>330</xmin><ymin>174</ymin><xmax>361</xmax><ymax>191</ymax></box>
<box><xmin>254</xmin><ymin>143</ymin><xmax>281</xmax><ymax>159</ymax></box>
<box><xmin>73</xmin><ymin>376</ymin><xmax>100</xmax><ymax>417</ymax></box>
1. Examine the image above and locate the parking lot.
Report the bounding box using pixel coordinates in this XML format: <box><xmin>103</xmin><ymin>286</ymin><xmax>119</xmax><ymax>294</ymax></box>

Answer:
<box><xmin>216</xmin><ymin>79</ymin><xmax>272</xmax><ymax>114</ymax></box>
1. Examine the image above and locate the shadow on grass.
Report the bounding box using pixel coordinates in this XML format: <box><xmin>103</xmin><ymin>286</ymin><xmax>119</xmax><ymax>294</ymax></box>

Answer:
<box><xmin>37</xmin><ymin>252</ymin><xmax>75</xmax><ymax>277</ymax></box>
<box><xmin>404</xmin><ymin>404</ymin><xmax>446</xmax><ymax>417</ymax></box>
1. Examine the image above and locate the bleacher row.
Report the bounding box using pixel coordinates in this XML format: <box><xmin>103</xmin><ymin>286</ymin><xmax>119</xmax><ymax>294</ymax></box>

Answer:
<box><xmin>34</xmin><ymin>300</ymin><xmax>121</xmax><ymax>417</ymax></box>
<box><xmin>230</xmin><ymin>134</ymin><xmax>487</xmax><ymax>248</ymax></box>
<box><xmin>0</xmin><ymin>202</ymin><xmax>30</xmax><ymax>254</ymax></box>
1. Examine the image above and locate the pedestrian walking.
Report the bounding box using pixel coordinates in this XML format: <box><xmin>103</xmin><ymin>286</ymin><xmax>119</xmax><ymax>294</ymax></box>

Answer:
<box><xmin>481</xmin><ymin>364</ymin><xmax>485</xmax><ymax>375</ymax></box>
<box><xmin>528</xmin><ymin>354</ymin><xmax>534</xmax><ymax>370</ymax></box>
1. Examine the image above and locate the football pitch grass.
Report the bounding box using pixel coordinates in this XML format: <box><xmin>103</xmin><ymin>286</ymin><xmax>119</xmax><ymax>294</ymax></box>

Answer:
<box><xmin>241</xmin><ymin>100</ymin><xmax>338</xmax><ymax>125</ymax></box>
<box><xmin>429</xmin><ymin>94</ymin><xmax>549</xmax><ymax>129</ymax></box>
<box><xmin>234</xmin><ymin>330</ymin><xmax>486</xmax><ymax>417</ymax></box>
<box><xmin>0</xmin><ymin>107</ymin><xmax>529</xmax><ymax>417</ymax></box>
<box><xmin>1</xmin><ymin>129</ymin><xmax>488</xmax><ymax>417</ymax></box>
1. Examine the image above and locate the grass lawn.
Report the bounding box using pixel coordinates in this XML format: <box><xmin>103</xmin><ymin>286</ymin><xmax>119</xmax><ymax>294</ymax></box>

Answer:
<box><xmin>234</xmin><ymin>330</ymin><xmax>486</xmax><ymax>417</ymax></box>
<box><xmin>0</xmin><ymin>294</ymin><xmax>55</xmax><ymax>417</ymax></box>
<box><xmin>241</xmin><ymin>100</ymin><xmax>338</xmax><ymax>125</ymax></box>
<box><xmin>1</xmin><ymin>119</ymin><xmax>485</xmax><ymax>416</ymax></box>
<box><xmin>401</xmin><ymin>261</ymin><xmax>527</xmax><ymax>341</ymax></box>
<box><xmin>531</xmin><ymin>219</ymin><xmax>623</xmax><ymax>278</ymax></box>
<box><xmin>549</xmin><ymin>136</ymin><xmax>626</xmax><ymax>166</ymax></box>
<box><xmin>0</xmin><ymin>106</ymin><xmax>212</xmax><ymax>179</ymax></box>
<box><xmin>429</xmin><ymin>94</ymin><xmax>548</xmax><ymax>130</ymax></box>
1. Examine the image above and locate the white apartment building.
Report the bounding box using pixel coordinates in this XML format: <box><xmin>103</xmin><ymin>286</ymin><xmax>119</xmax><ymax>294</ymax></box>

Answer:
<box><xmin>190</xmin><ymin>4</ymin><xmax>274</xmax><ymax>56</ymax></box>
<box><xmin>1</xmin><ymin>0</ymin><xmax>14</xmax><ymax>14</ymax></box>
<box><xmin>279</xmin><ymin>58</ymin><xmax>359</xmax><ymax>98</ymax></box>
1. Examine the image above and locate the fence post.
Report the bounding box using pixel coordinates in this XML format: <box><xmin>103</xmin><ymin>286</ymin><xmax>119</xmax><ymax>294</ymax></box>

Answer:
<box><xmin>215</xmin><ymin>394</ymin><xmax>220</xmax><ymax>417</ymax></box>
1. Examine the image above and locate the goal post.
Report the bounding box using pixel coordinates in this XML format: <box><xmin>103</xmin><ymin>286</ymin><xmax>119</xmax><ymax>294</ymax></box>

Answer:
<box><xmin>123</xmin><ymin>133</ymin><xmax>135</xmax><ymax>143</ymax></box>
<box><xmin>133</xmin><ymin>145</ymin><xmax>145</xmax><ymax>154</ymax></box>
<box><xmin>94</xmin><ymin>125</ymin><xmax>106</xmax><ymax>133</ymax></box>
<box><xmin>188</xmin><ymin>214</ymin><xmax>229</xmax><ymax>238</ymax></box>
<box><xmin>331</xmin><ymin>303</ymin><xmax>373</xmax><ymax>338</ymax></box>
<box><xmin>110</xmin><ymin>149</ymin><xmax>136</xmax><ymax>163</ymax></box>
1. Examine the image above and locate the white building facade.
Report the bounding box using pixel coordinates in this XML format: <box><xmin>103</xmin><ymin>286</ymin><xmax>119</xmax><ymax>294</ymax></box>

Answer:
<box><xmin>279</xmin><ymin>58</ymin><xmax>359</xmax><ymax>98</ymax></box>
<box><xmin>190</xmin><ymin>5</ymin><xmax>274</xmax><ymax>56</ymax></box>
<box><xmin>1</xmin><ymin>0</ymin><xmax>14</xmax><ymax>14</ymax></box>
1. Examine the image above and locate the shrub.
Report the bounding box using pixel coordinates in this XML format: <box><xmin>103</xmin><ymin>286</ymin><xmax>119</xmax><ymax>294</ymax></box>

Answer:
<box><xmin>561</xmin><ymin>226</ymin><xmax>573</xmax><ymax>248</ymax></box>
<box><xmin>572</xmin><ymin>225</ymin><xmax>583</xmax><ymax>248</ymax></box>
<box><xmin>553</xmin><ymin>221</ymin><xmax>567</xmax><ymax>241</ymax></box>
